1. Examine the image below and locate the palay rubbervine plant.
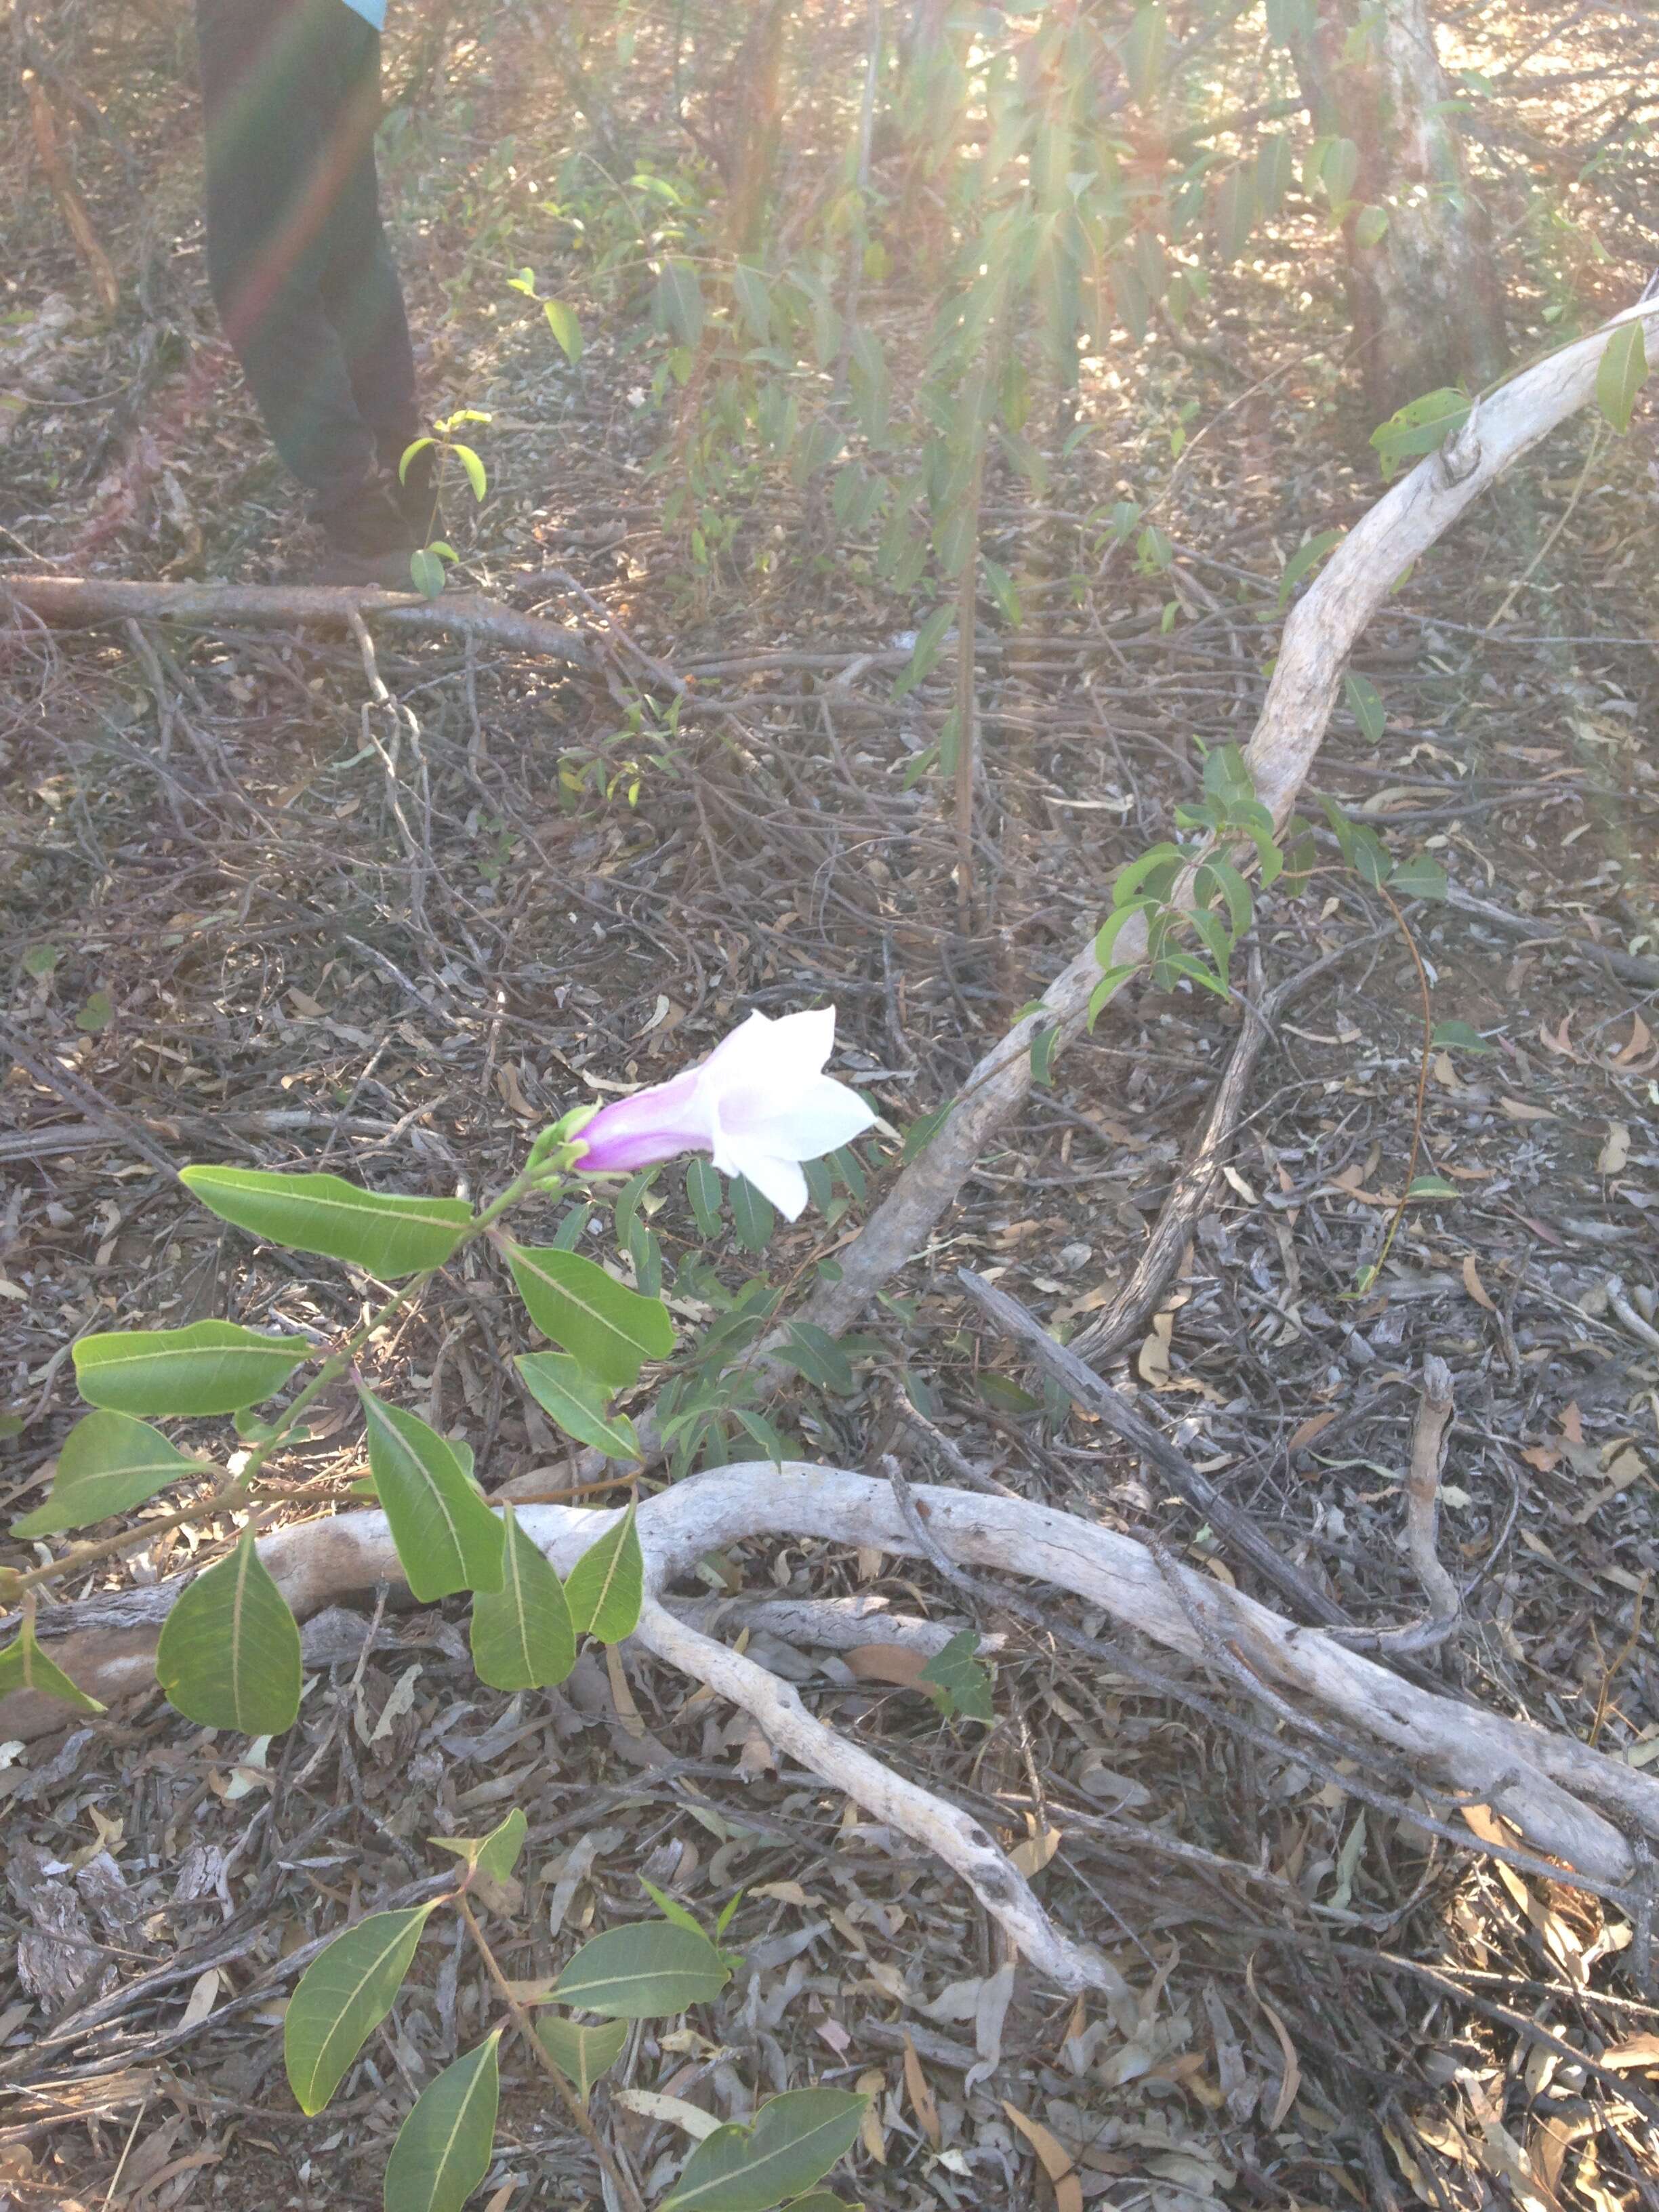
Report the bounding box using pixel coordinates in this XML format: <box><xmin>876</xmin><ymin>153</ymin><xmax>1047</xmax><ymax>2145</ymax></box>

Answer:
<box><xmin>1</xmin><ymin>1008</ymin><xmax>888</xmax><ymax>2212</ymax></box>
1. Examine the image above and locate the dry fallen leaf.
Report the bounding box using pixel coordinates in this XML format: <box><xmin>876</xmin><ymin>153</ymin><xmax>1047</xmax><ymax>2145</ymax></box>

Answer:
<box><xmin>1009</xmin><ymin>1822</ymin><xmax>1064</xmax><ymax>1878</ymax></box>
<box><xmin>1002</xmin><ymin>2100</ymin><xmax>1083</xmax><ymax>2212</ymax></box>
<box><xmin>1462</xmin><ymin>1254</ymin><xmax>1496</xmax><ymax>1312</ymax></box>
<box><xmin>1599</xmin><ymin>2034</ymin><xmax>1659</xmax><ymax>2070</ymax></box>
<box><xmin>1246</xmin><ymin>1953</ymin><xmax>1301</xmax><ymax>2129</ymax></box>
<box><xmin>855</xmin><ymin>2068</ymin><xmax>888</xmax><ymax>2164</ymax></box>
<box><xmin>1500</xmin><ymin>1095</ymin><xmax>1556</xmax><ymax>1122</ymax></box>
<box><xmin>902</xmin><ymin>2034</ymin><xmax>942</xmax><ymax>2151</ymax></box>
<box><xmin>1137</xmin><ymin>1310</ymin><xmax>1174</xmax><ymax>1389</ymax></box>
<box><xmin>1597</xmin><ymin>1120</ymin><xmax>1631</xmax><ymax>1174</ymax></box>
<box><xmin>843</xmin><ymin>1643</ymin><xmax>929</xmax><ymax>1687</ymax></box>
<box><xmin>1287</xmin><ymin>1408</ymin><xmax>1339</xmax><ymax>1454</ymax></box>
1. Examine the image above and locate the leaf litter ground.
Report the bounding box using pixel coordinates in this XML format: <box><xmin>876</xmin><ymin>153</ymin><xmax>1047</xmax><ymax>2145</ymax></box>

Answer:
<box><xmin>3</xmin><ymin>9</ymin><xmax>1659</xmax><ymax>2209</ymax></box>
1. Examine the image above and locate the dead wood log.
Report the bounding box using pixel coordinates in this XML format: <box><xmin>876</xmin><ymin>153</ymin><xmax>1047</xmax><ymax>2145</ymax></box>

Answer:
<box><xmin>8</xmin><ymin>1467</ymin><xmax>1658</xmax><ymax>1990</ymax></box>
<box><xmin>1</xmin><ymin>575</ymin><xmax>594</xmax><ymax>670</ymax></box>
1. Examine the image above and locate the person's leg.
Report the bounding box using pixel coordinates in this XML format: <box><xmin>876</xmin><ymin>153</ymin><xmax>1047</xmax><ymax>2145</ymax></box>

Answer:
<box><xmin>195</xmin><ymin>0</ymin><xmax>403</xmax><ymax>545</ymax></box>
<box><xmin>308</xmin><ymin>11</ymin><xmax>422</xmax><ymax>483</ymax></box>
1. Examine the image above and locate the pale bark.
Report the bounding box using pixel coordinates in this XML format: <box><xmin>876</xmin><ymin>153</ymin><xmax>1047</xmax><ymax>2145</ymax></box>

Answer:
<box><xmin>9</xmin><ymin>1467</ymin><xmax>1657</xmax><ymax>1980</ymax></box>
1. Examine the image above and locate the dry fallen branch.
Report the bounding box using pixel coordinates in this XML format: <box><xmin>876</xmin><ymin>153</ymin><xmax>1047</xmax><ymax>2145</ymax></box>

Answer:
<box><xmin>21</xmin><ymin>73</ymin><xmax>121</xmax><ymax>321</ymax></box>
<box><xmin>1</xmin><ymin>575</ymin><xmax>594</xmax><ymax>670</ymax></box>
<box><xmin>1069</xmin><ymin>930</ymin><xmax>1389</xmax><ymax>1362</ymax></box>
<box><xmin>9</xmin><ymin>1466</ymin><xmax>1658</xmax><ymax>1994</ymax></box>
<box><xmin>777</xmin><ymin>293</ymin><xmax>1659</xmax><ymax>1355</ymax></box>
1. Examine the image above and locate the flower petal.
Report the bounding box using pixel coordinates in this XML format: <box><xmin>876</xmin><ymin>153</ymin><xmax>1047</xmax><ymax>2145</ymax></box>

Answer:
<box><xmin>766</xmin><ymin>1074</ymin><xmax>876</xmax><ymax>1158</ymax></box>
<box><xmin>576</xmin><ymin>1068</ymin><xmax>712</xmax><ymax>1172</ymax></box>
<box><xmin>722</xmin><ymin>1151</ymin><xmax>811</xmax><ymax>1220</ymax></box>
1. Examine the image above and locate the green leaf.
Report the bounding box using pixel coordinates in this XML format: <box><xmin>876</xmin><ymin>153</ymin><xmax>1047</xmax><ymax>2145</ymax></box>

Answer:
<box><xmin>399</xmin><ymin>437</ymin><xmax>434</xmax><ymax>483</ymax></box>
<box><xmin>655</xmin><ymin>259</ymin><xmax>705</xmax><ymax>346</ymax></box>
<box><xmin>1596</xmin><ymin>318</ymin><xmax>1650</xmax><ymax>435</ymax></box>
<box><xmin>773</xmin><ymin>1324</ymin><xmax>855</xmax><ymax>1397</ymax></box>
<box><xmin>1432</xmin><ymin>1019</ymin><xmax>1491</xmax><ymax>1052</ymax></box>
<box><xmin>551</xmin><ymin>1917</ymin><xmax>731</xmax><ymax>2020</ymax></box>
<box><xmin>1343</xmin><ymin>672</ymin><xmax>1387</xmax><ymax>743</ymax></box>
<box><xmin>564</xmin><ymin>1500</ymin><xmax>642</xmax><ymax>1643</ymax></box>
<box><xmin>686</xmin><ymin>1158</ymin><xmax>724</xmax><ymax>1240</ymax></box>
<box><xmin>516</xmin><ymin>1353</ymin><xmax>642</xmax><ymax>1461</ymax></box>
<box><xmin>901</xmin><ymin>1105</ymin><xmax>949</xmax><ymax>1165</ymax></box>
<box><xmin>76</xmin><ymin>991</ymin><xmax>114</xmax><ymax>1033</ymax></box>
<box><xmin>731</xmin><ymin>1407</ymin><xmax>792</xmax><ymax>1465</ymax></box>
<box><xmin>286</xmin><ymin>1904</ymin><xmax>438</xmax><ymax>2114</ymax></box>
<box><xmin>73</xmin><ymin>1320</ymin><xmax>308</xmax><ymax>1418</ymax></box>
<box><xmin>534</xmin><ymin>2015</ymin><xmax>628</xmax><ymax>2104</ymax></box>
<box><xmin>155</xmin><ymin>1527</ymin><xmax>302</xmax><ymax>1733</ymax></box>
<box><xmin>1086</xmin><ymin>966</ymin><xmax>1137</xmax><ymax>1030</ymax></box>
<box><xmin>430</xmin><ymin>1806</ymin><xmax>528</xmax><ymax>1886</ymax></box>
<box><xmin>1353</xmin><ymin>202</ymin><xmax>1390</xmax><ymax>248</ymax></box>
<box><xmin>359</xmin><ymin>1391</ymin><xmax>506</xmax><ymax>1601</ymax></box>
<box><xmin>1121</xmin><ymin>2</ymin><xmax>1164</xmax><ymax>105</ymax></box>
<box><xmin>920</xmin><ymin>1629</ymin><xmax>994</xmax><ymax>1723</ymax></box>
<box><xmin>544</xmin><ymin>299</ymin><xmax>582</xmax><ymax>363</ymax></box>
<box><xmin>0</xmin><ymin>1620</ymin><xmax>106</xmax><ymax>1712</ymax></box>
<box><xmin>1111</xmin><ymin>844</ymin><xmax>1182</xmax><ymax>908</ymax></box>
<box><xmin>729</xmin><ymin>1178</ymin><xmax>775</xmax><ymax>1256</ymax></box>
<box><xmin>1319</xmin><ymin>136</ymin><xmax>1359</xmax><ymax>213</ymax></box>
<box><xmin>12</xmin><ymin>1410</ymin><xmax>200</xmax><ymax>1537</ymax></box>
<box><xmin>506</xmin><ymin>1246</ymin><xmax>675</xmax><ymax>1389</ymax></box>
<box><xmin>409</xmin><ymin>547</ymin><xmax>446</xmax><ymax>598</ymax></box>
<box><xmin>1278</xmin><ymin>529</ymin><xmax>1343</xmax><ymax>608</ymax></box>
<box><xmin>1390</xmin><ymin>853</ymin><xmax>1448</xmax><ymax>901</ymax></box>
<box><xmin>1029</xmin><ymin>1025</ymin><xmax>1060</xmax><ymax>1087</ymax></box>
<box><xmin>180</xmin><ymin>1167</ymin><xmax>471</xmax><ymax>1279</ymax></box>
<box><xmin>893</xmin><ymin>604</ymin><xmax>954</xmax><ymax>699</ymax></box>
<box><xmin>451</xmin><ymin>443</ymin><xmax>487</xmax><ymax>502</ymax></box>
<box><xmin>1197</xmin><ymin>855</ymin><xmax>1254</xmax><ymax>938</ymax></box>
<box><xmin>661</xmin><ymin>2088</ymin><xmax>869</xmax><ymax>2212</ymax></box>
<box><xmin>731</xmin><ymin>263</ymin><xmax>773</xmax><ymax>344</ymax></box>
<box><xmin>1369</xmin><ymin>388</ymin><xmax>1471</xmax><ymax>479</ymax></box>
<box><xmin>469</xmin><ymin>1504</ymin><xmax>577</xmax><ymax>1691</ymax></box>
<box><xmin>1406</xmin><ymin>1175</ymin><xmax>1460</xmax><ymax>1200</ymax></box>
<box><xmin>384</xmin><ymin>2033</ymin><xmax>501</xmax><ymax>2212</ymax></box>
<box><xmin>22</xmin><ymin>943</ymin><xmax>60</xmax><ymax>977</ymax></box>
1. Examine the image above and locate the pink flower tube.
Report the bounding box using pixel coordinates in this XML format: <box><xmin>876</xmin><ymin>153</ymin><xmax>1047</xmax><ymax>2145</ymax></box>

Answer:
<box><xmin>573</xmin><ymin>1008</ymin><xmax>876</xmax><ymax>1219</ymax></box>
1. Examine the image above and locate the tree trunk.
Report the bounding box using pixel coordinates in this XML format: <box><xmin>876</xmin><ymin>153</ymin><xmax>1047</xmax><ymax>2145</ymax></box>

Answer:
<box><xmin>1296</xmin><ymin>0</ymin><xmax>1506</xmax><ymax>421</ymax></box>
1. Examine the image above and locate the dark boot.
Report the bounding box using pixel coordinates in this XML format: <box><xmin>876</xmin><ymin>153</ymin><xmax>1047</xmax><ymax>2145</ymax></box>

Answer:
<box><xmin>309</xmin><ymin>480</ymin><xmax>418</xmax><ymax>588</ymax></box>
